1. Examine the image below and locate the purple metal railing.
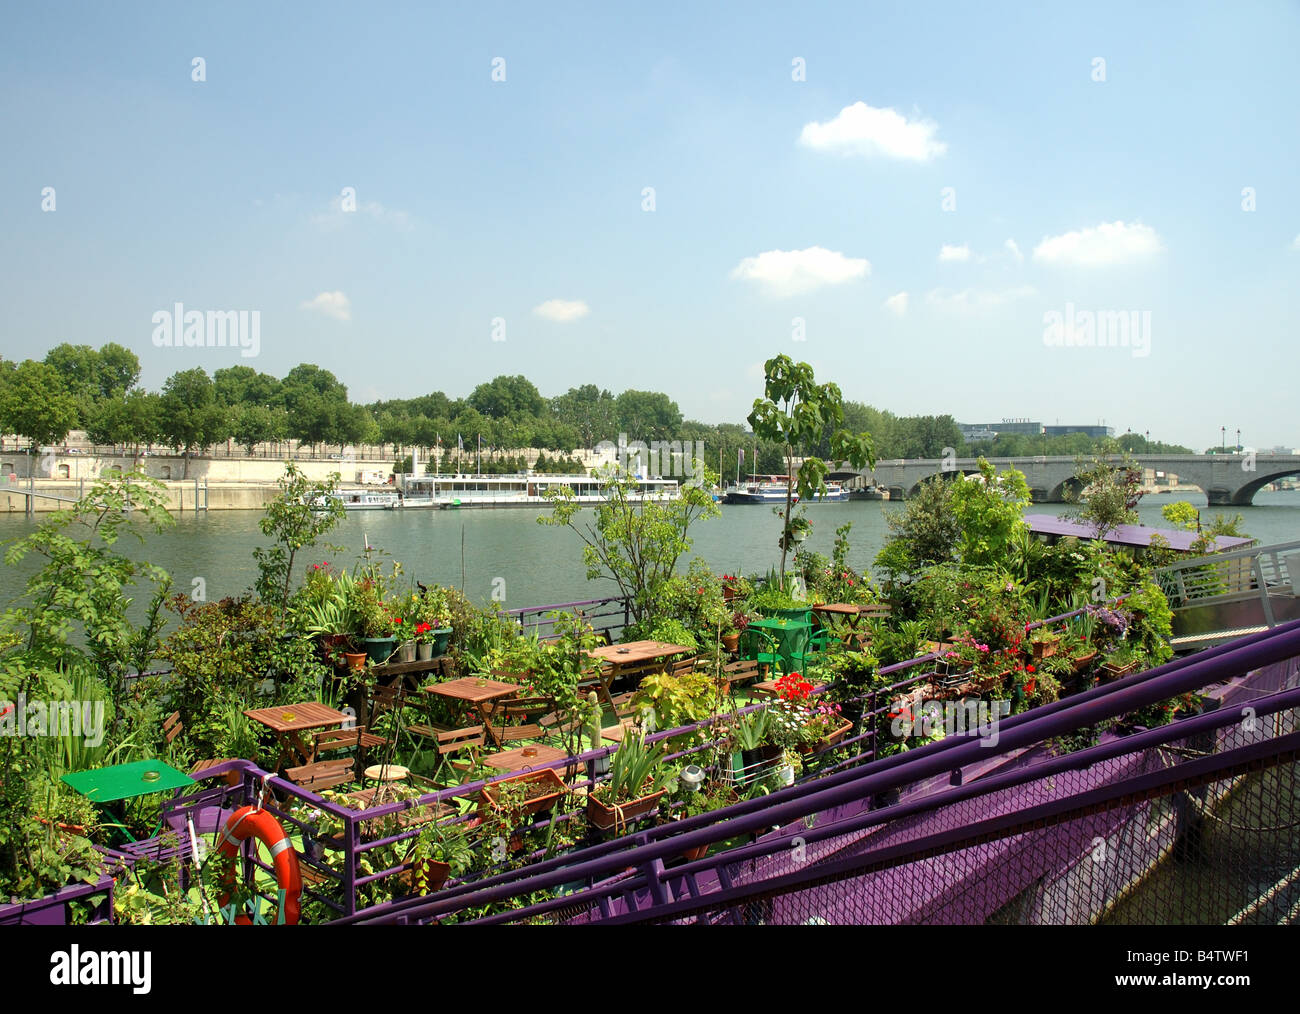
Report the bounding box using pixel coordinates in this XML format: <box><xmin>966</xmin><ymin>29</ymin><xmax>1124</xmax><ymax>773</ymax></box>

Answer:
<box><xmin>344</xmin><ymin>619</ymin><xmax>1300</xmax><ymax>925</ymax></box>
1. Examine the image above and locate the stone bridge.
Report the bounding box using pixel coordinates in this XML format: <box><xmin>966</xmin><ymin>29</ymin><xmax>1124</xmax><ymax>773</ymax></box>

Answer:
<box><xmin>831</xmin><ymin>454</ymin><xmax>1300</xmax><ymax>505</ymax></box>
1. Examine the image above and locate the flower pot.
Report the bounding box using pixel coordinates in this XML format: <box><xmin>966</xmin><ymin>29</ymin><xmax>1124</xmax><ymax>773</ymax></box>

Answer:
<box><xmin>397</xmin><ymin>640</ymin><xmax>417</xmax><ymax>663</ymax></box>
<box><xmin>721</xmin><ymin>633</ymin><xmax>740</xmax><ymax>653</ymax></box>
<box><xmin>587</xmin><ymin>786</ymin><xmax>666</xmax><ymax>834</ymax></box>
<box><xmin>416</xmin><ymin>640</ymin><xmax>434</xmax><ymax>661</ymax></box>
<box><xmin>1071</xmin><ymin>649</ymin><xmax>1098</xmax><ymax>674</ymax></box>
<box><xmin>343</xmin><ymin>651</ymin><xmax>368</xmax><ymax>671</ymax></box>
<box><xmin>480</xmin><ymin>768</ymin><xmax>568</xmax><ymax>819</ymax></box>
<box><xmin>738</xmin><ymin>744</ymin><xmax>783</xmax><ymax>775</ymax></box>
<box><xmin>802</xmin><ymin>715</ymin><xmax>854</xmax><ymax>752</ymax></box>
<box><xmin>430</xmin><ymin>627</ymin><xmax>453</xmax><ymax>656</ymax></box>
<box><xmin>1031</xmin><ymin>639</ymin><xmax>1059</xmax><ymax>661</ymax></box>
<box><xmin>722</xmin><ymin>585</ymin><xmax>739</xmax><ymax>603</ymax></box>
<box><xmin>401</xmin><ymin>845</ymin><xmax>451</xmax><ymax>894</ymax></box>
<box><xmin>359</xmin><ymin>636</ymin><xmax>397</xmax><ymax>664</ymax></box>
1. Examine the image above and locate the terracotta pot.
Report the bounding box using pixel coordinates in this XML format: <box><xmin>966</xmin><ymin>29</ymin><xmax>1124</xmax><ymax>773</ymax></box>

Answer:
<box><xmin>343</xmin><ymin>651</ymin><xmax>368</xmax><ymax>671</ymax></box>
<box><xmin>587</xmin><ymin>787</ymin><xmax>666</xmax><ymax>833</ymax></box>
<box><xmin>721</xmin><ymin>633</ymin><xmax>740</xmax><ymax>653</ymax></box>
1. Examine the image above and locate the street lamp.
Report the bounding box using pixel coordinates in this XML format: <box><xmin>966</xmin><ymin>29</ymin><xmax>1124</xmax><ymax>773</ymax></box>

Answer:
<box><xmin>1237</xmin><ymin>429</ymin><xmax>1241</xmax><ymax>453</ymax></box>
<box><xmin>1221</xmin><ymin>426</ymin><xmax>1225</xmax><ymax>453</ymax></box>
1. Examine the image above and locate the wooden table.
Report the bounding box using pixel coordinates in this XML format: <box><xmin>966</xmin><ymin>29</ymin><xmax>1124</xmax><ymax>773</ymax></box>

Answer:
<box><xmin>243</xmin><ymin>702</ymin><xmax>348</xmax><ymax>770</ymax></box>
<box><xmin>813</xmin><ymin>603</ymin><xmax>871</xmax><ymax>649</ymax></box>
<box><xmin>423</xmin><ymin>677</ymin><xmax>519</xmax><ymax>745</ymax></box>
<box><xmin>590</xmin><ymin>640</ymin><xmax>693</xmax><ymax>708</ymax></box>
<box><xmin>483</xmin><ymin>743</ymin><xmax>568</xmax><ymax>774</ymax></box>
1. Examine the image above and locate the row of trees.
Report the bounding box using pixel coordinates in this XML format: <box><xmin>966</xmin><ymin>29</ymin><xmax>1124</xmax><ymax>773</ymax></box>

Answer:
<box><xmin>1</xmin><ymin>347</ymin><xmax>1194</xmax><ymax>478</ymax></box>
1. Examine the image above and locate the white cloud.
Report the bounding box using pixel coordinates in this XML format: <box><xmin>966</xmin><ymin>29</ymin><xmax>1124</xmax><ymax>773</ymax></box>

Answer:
<box><xmin>731</xmin><ymin>246</ymin><xmax>870</xmax><ymax>298</ymax></box>
<box><xmin>300</xmin><ymin>291</ymin><xmax>351</xmax><ymax>321</ymax></box>
<box><xmin>1005</xmin><ymin>238</ymin><xmax>1024</xmax><ymax>262</ymax></box>
<box><xmin>925</xmin><ymin>285</ymin><xmax>1037</xmax><ymax>312</ymax></box>
<box><xmin>799</xmin><ymin>101</ymin><xmax>947</xmax><ymax>161</ymax></box>
<box><xmin>1291</xmin><ymin>233</ymin><xmax>1300</xmax><ymax>252</ymax></box>
<box><xmin>1032</xmin><ymin>221</ymin><xmax>1163</xmax><ymax>268</ymax></box>
<box><xmin>311</xmin><ymin>194</ymin><xmax>413</xmax><ymax>232</ymax></box>
<box><xmin>533</xmin><ymin>299</ymin><xmax>590</xmax><ymax>322</ymax></box>
<box><xmin>939</xmin><ymin>243</ymin><xmax>971</xmax><ymax>263</ymax></box>
<box><xmin>883</xmin><ymin>292</ymin><xmax>909</xmax><ymax>316</ymax></box>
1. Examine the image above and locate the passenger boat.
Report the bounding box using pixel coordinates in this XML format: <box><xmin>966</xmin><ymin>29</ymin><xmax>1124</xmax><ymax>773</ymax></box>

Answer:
<box><xmin>397</xmin><ymin>473</ymin><xmax>682</xmax><ymax>509</ymax></box>
<box><xmin>332</xmin><ymin>489</ymin><xmax>401</xmax><ymax>510</ymax></box>
<box><xmin>722</xmin><ymin>476</ymin><xmax>799</xmax><ymax>505</ymax></box>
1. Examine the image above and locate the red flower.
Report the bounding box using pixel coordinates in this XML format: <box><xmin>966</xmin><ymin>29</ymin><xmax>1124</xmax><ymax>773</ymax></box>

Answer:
<box><xmin>1026</xmin><ymin>664</ymin><xmax>1035</xmax><ymax>673</ymax></box>
<box><xmin>1024</xmin><ymin>678</ymin><xmax>1037</xmax><ymax>695</ymax></box>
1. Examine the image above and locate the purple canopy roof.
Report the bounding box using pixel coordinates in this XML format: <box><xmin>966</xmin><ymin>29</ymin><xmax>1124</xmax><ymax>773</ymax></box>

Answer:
<box><xmin>1023</xmin><ymin>514</ymin><xmax>1255</xmax><ymax>553</ymax></box>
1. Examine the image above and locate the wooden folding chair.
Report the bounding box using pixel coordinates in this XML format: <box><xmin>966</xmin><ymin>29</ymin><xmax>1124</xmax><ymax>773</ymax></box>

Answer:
<box><xmin>162</xmin><ymin>711</ymin><xmax>233</xmax><ymax>781</ymax></box>
<box><xmin>431</xmin><ymin>724</ymin><xmax>487</xmax><ymax>785</ymax></box>
<box><xmin>720</xmin><ymin>659</ymin><xmax>762</xmax><ymax>695</ymax></box>
<box><xmin>312</xmin><ymin>725</ymin><xmax>388</xmax><ymax>762</ymax></box>
<box><xmin>285</xmin><ymin>757</ymin><xmax>356</xmax><ymax>792</ymax></box>
<box><xmin>667</xmin><ymin>655</ymin><xmax>699</xmax><ymax>677</ymax></box>
<box><xmin>490</xmin><ymin>696</ymin><xmax>554</xmax><ymax>745</ymax></box>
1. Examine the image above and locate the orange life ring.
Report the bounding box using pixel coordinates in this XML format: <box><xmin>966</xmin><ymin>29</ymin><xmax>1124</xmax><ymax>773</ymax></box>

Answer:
<box><xmin>216</xmin><ymin>805</ymin><xmax>302</xmax><ymax>925</ymax></box>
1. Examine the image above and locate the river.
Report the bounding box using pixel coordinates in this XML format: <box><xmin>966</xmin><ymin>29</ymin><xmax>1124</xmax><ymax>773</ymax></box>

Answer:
<box><xmin>1</xmin><ymin>492</ymin><xmax>1298</xmax><ymax>615</ymax></box>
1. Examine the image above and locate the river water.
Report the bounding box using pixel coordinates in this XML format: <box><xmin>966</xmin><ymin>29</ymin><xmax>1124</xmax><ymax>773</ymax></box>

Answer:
<box><xmin>1</xmin><ymin>492</ymin><xmax>1298</xmax><ymax>614</ymax></box>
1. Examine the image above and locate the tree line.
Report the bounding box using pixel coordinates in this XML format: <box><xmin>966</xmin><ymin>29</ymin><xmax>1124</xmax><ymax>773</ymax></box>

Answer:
<box><xmin>0</xmin><ymin>344</ymin><xmax>1193</xmax><ymax>479</ymax></box>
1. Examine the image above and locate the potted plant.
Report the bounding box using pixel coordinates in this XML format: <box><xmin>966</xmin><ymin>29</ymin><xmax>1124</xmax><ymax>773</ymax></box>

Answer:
<box><xmin>1101</xmin><ymin>643</ymin><xmax>1144</xmax><ymax>681</ymax></box>
<box><xmin>402</xmin><ymin>821</ymin><xmax>474</xmax><ymax>895</ymax></box>
<box><xmin>801</xmin><ymin>700</ymin><xmax>853</xmax><ymax>752</ymax></box>
<box><xmin>349</xmin><ymin>575</ymin><xmax>399</xmax><ymax>663</ymax></box>
<box><xmin>480</xmin><ymin>767</ymin><xmax>568</xmax><ymax>820</ymax></box>
<box><xmin>729</xmin><ymin>707</ymin><xmax>781</xmax><ymax>784</ymax></box>
<box><xmin>1028</xmin><ymin>627</ymin><xmax>1062</xmax><ymax>661</ymax></box>
<box><xmin>415</xmin><ymin>585</ymin><xmax>454</xmax><ymax>657</ymax></box>
<box><xmin>391</xmin><ymin>606</ymin><xmax>418</xmax><ymax>663</ymax></box>
<box><xmin>670</xmin><ymin>781</ymin><xmax>741</xmax><ymax>861</ymax></box>
<box><xmin>587</xmin><ymin>729</ymin><xmax>670</xmax><ymax>834</ymax></box>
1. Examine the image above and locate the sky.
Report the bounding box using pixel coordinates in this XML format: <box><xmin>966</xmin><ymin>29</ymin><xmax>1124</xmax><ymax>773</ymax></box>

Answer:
<box><xmin>2</xmin><ymin>2</ymin><xmax>1297</xmax><ymax>450</ymax></box>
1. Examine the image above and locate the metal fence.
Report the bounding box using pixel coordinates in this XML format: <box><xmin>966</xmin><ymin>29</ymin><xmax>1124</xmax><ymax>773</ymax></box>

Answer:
<box><xmin>355</xmin><ymin>620</ymin><xmax>1300</xmax><ymax>926</ymax></box>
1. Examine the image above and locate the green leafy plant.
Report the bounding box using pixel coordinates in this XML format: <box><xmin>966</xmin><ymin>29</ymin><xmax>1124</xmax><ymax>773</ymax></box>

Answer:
<box><xmin>594</xmin><ymin>728</ymin><xmax>670</xmax><ymax>804</ymax></box>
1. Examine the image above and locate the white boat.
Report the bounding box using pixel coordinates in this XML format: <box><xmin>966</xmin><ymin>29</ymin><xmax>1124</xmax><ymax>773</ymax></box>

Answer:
<box><xmin>334</xmin><ymin>488</ymin><xmax>401</xmax><ymax>510</ymax></box>
<box><xmin>397</xmin><ymin>473</ymin><xmax>683</xmax><ymax>509</ymax></box>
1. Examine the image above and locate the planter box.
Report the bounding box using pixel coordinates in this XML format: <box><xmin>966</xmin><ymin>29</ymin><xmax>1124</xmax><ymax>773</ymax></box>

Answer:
<box><xmin>587</xmin><ymin>787</ymin><xmax>666</xmax><ymax>833</ymax></box>
<box><xmin>801</xmin><ymin>716</ymin><xmax>854</xmax><ymax>752</ymax></box>
<box><xmin>1071</xmin><ymin>649</ymin><xmax>1099</xmax><ymax>674</ymax></box>
<box><xmin>1100</xmin><ymin>660</ymin><xmax>1139</xmax><ymax>681</ymax></box>
<box><xmin>0</xmin><ymin>876</ymin><xmax>115</xmax><ymax>926</ymax></box>
<box><xmin>359</xmin><ymin>636</ymin><xmax>397</xmax><ymax>664</ymax></box>
<box><xmin>480</xmin><ymin>768</ymin><xmax>567</xmax><ymax>819</ymax></box>
<box><xmin>1030</xmin><ymin>638</ymin><xmax>1060</xmax><ymax>661</ymax></box>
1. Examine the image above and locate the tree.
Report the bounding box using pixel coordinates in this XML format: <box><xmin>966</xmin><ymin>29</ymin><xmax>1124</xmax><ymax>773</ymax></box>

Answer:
<box><xmin>251</xmin><ymin>463</ymin><xmax>346</xmax><ymax>610</ymax></box>
<box><xmin>468</xmin><ymin>375</ymin><xmax>545</xmax><ymax>420</ymax></box>
<box><xmin>1067</xmin><ymin>452</ymin><xmax>1143</xmax><ymax>537</ymax></box>
<box><xmin>159</xmin><ymin>368</ymin><xmax>229</xmax><ymax>477</ymax></box>
<box><xmin>95</xmin><ymin>343</ymin><xmax>141</xmax><ymax>400</ymax></box>
<box><xmin>0</xmin><ymin>360</ymin><xmax>80</xmax><ymax>450</ymax></box>
<box><xmin>231</xmin><ymin>404</ymin><xmax>288</xmax><ymax>455</ymax></box>
<box><xmin>947</xmin><ymin>458</ymin><xmax>1031</xmax><ymax>569</ymax></box>
<box><xmin>746</xmin><ymin>355</ymin><xmax>875</xmax><ymax>588</ymax></box>
<box><xmin>875</xmin><ymin>476</ymin><xmax>962</xmax><ymax>579</ymax></box>
<box><xmin>615</xmin><ymin>390</ymin><xmax>683</xmax><ymax>441</ymax></box>
<box><xmin>214</xmin><ymin>365</ymin><xmax>280</xmax><ymax>408</ymax></box>
<box><xmin>552</xmin><ymin>385</ymin><xmax>617</xmax><ymax>448</ymax></box>
<box><xmin>538</xmin><ymin>460</ymin><xmax>721</xmax><ymax>624</ymax></box>
<box><xmin>279</xmin><ymin>364</ymin><xmax>350</xmax><ymax>452</ymax></box>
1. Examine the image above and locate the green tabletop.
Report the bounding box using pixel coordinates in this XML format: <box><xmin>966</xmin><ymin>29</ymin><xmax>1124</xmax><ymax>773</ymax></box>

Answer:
<box><xmin>62</xmin><ymin>759</ymin><xmax>195</xmax><ymax>804</ymax></box>
<box><xmin>743</xmin><ymin>617</ymin><xmax>813</xmax><ymax>671</ymax></box>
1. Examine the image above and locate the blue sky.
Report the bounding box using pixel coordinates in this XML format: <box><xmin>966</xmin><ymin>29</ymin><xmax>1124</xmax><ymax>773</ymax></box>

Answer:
<box><xmin>2</xmin><ymin>2</ymin><xmax>1297</xmax><ymax>448</ymax></box>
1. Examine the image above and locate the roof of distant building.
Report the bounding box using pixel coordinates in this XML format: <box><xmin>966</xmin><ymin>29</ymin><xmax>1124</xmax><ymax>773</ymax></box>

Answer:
<box><xmin>1023</xmin><ymin>514</ymin><xmax>1255</xmax><ymax>553</ymax></box>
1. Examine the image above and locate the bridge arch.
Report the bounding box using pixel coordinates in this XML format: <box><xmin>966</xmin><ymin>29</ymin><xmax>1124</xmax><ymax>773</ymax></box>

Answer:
<box><xmin>905</xmin><ymin>469</ymin><xmax>981</xmax><ymax>500</ymax></box>
<box><xmin>1230</xmin><ymin>468</ymin><xmax>1300</xmax><ymax>506</ymax></box>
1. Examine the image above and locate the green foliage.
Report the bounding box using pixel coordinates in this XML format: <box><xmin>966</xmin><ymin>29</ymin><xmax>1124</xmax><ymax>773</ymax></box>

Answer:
<box><xmin>730</xmin><ymin>707</ymin><xmax>771</xmax><ymax>751</ymax></box>
<box><xmin>252</xmin><ymin>463</ymin><xmax>347</xmax><ymax>610</ymax></box>
<box><xmin>538</xmin><ymin>460</ymin><xmax>720</xmax><ymax>624</ymax></box>
<box><xmin>875</xmin><ymin>476</ymin><xmax>962</xmax><ymax>580</ymax></box>
<box><xmin>746</xmin><ymin>354</ymin><xmax>875</xmax><ymax>588</ymax></box>
<box><xmin>632</xmin><ymin>665</ymin><xmax>719</xmax><ymax>736</ymax></box>
<box><xmin>0</xmin><ymin>359</ymin><xmax>80</xmax><ymax>447</ymax></box>
<box><xmin>948</xmin><ymin>459</ymin><xmax>1031</xmax><ymax>569</ymax></box>
<box><xmin>1067</xmin><ymin>452</ymin><xmax>1143</xmax><ymax>536</ymax></box>
<box><xmin>595</xmin><ymin>727</ymin><xmax>670</xmax><ymax>804</ymax></box>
